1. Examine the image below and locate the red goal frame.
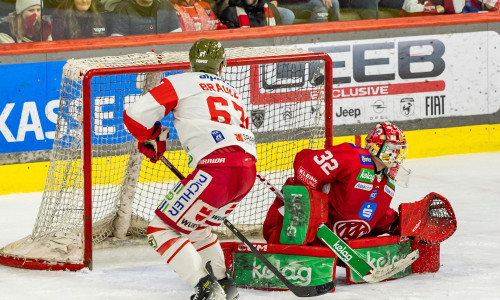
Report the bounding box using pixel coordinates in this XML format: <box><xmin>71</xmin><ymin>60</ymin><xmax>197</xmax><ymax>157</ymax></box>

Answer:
<box><xmin>0</xmin><ymin>53</ymin><xmax>333</xmax><ymax>271</ymax></box>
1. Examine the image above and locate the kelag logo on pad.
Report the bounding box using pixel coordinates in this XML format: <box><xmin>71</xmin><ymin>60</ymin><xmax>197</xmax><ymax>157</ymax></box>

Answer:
<box><xmin>348</xmin><ymin>240</ymin><xmax>413</xmax><ymax>283</ymax></box>
<box><xmin>233</xmin><ymin>252</ymin><xmax>334</xmax><ymax>289</ymax></box>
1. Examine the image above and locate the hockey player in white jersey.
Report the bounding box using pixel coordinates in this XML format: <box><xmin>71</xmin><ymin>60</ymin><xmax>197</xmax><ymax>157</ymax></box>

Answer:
<box><xmin>123</xmin><ymin>39</ymin><xmax>257</xmax><ymax>300</ymax></box>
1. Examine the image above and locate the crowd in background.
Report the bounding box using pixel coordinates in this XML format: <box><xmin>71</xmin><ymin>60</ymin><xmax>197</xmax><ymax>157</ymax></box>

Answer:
<box><xmin>0</xmin><ymin>0</ymin><xmax>499</xmax><ymax>43</ymax></box>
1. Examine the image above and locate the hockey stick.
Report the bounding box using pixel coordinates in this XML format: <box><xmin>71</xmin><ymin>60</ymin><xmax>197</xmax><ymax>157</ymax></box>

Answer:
<box><xmin>158</xmin><ymin>156</ymin><xmax>335</xmax><ymax>297</ymax></box>
<box><xmin>256</xmin><ymin>173</ymin><xmax>420</xmax><ymax>283</ymax></box>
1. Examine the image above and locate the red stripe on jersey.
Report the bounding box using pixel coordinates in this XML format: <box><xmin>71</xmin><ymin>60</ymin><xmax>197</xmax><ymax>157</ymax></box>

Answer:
<box><xmin>149</xmin><ymin>78</ymin><xmax>179</xmax><ymax>115</ymax></box>
<box><xmin>196</xmin><ymin>236</ymin><xmax>219</xmax><ymax>252</ymax></box>
<box><xmin>166</xmin><ymin>239</ymin><xmax>190</xmax><ymax>263</ymax></box>
<box><xmin>123</xmin><ymin>110</ymin><xmax>155</xmax><ymax>142</ymax></box>
<box><xmin>146</xmin><ymin>226</ymin><xmax>166</xmax><ymax>234</ymax></box>
<box><xmin>156</xmin><ymin>237</ymin><xmax>180</xmax><ymax>256</ymax></box>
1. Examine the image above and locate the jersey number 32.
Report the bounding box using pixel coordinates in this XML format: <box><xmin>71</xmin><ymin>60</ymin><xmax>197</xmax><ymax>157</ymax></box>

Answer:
<box><xmin>313</xmin><ymin>150</ymin><xmax>338</xmax><ymax>175</ymax></box>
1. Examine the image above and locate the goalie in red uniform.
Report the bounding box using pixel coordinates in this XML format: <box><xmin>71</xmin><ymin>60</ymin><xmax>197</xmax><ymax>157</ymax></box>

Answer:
<box><xmin>263</xmin><ymin>122</ymin><xmax>457</xmax><ymax>247</ymax></box>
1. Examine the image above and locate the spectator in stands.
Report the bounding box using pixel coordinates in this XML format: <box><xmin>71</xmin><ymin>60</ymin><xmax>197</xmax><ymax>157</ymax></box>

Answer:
<box><xmin>270</xmin><ymin>1</ymin><xmax>295</xmax><ymax>24</ymax></box>
<box><xmin>461</xmin><ymin>0</ymin><xmax>482</xmax><ymax>12</ymax></box>
<box><xmin>483</xmin><ymin>0</ymin><xmax>500</xmax><ymax>11</ymax></box>
<box><xmin>170</xmin><ymin>0</ymin><xmax>227</xmax><ymax>31</ymax></box>
<box><xmin>216</xmin><ymin>0</ymin><xmax>294</xmax><ymax>27</ymax></box>
<box><xmin>51</xmin><ymin>0</ymin><xmax>106</xmax><ymax>40</ymax></box>
<box><xmin>0</xmin><ymin>0</ymin><xmax>52</xmax><ymax>43</ymax></box>
<box><xmin>401</xmin><ymin>0</ymin><xmax>486</xmax><ymax>16</ymax></box>
<box><xmin>110</xmin><ymin>0</ymin><xmax>181</xmax><ymax>36</ymax></box>
<box><xmin>280</xmin><ymin>0</ymin><xmax>340</xmax><ymax>22</ymax></box>
<box><xmin>340</xmin><ymin>0</ymin><xmax>403</xmax><ymax>19</ymax></box>
<box><xmin>400</xmin><ymin>0</ymin><xmax>444</xmax><ymax>15</ymax></box>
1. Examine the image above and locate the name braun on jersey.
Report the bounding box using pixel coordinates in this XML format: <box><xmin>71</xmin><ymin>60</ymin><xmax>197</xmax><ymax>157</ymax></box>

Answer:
<box><xmin>199</xmin><ymin>82</ymin><xmax>239</xmax><ymax>99</ymax></box>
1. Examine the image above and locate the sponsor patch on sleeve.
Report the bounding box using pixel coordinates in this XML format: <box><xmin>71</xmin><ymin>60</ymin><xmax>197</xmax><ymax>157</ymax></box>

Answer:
<box><xmin>297</xmin><ymin>166</ymin><xmax>319</xmax><ymax>188</ymax></box>
<box><xmin>211</xmin><ymin>130</ymin><xmax>225</xmax><ymax>143</ymax></box>
<box><xmin>359</xmin><ymin>154</ymin><xmax>372</xmax><ymax>165</ymax></box>
<box><xmin>384</xmin><ymin>185</ymin><xmax>395</xmax><ymax>197</ymax></box>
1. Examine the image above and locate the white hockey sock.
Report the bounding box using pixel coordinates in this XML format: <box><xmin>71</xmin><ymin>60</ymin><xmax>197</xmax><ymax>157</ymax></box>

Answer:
<box><xmin>148</xmin><ymin>217</ymin><xmax>208</xmax><ymax>287</ymax></box>
<box><xmin>167</xmin><ymin>238</ymin><xmax>208</xmax><ymax>287</ymax></box>
<box><xmin>190</xmin><ymin>228</ymin><xmax>226</xmax><ymax>280</ymax></box>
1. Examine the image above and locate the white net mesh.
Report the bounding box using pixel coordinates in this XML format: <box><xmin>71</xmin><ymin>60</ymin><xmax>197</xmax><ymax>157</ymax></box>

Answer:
<box><xmin>0</xmin><ymin>47</ymin><xmax>330</xmax><ymax>268</ymax></box>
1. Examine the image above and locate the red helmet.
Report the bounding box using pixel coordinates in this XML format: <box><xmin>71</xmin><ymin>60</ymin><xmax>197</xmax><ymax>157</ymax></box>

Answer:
<box><xmin>365</xmin><ymin>122</ymin><xmax>408</xmax><ymax>178</ymax></box>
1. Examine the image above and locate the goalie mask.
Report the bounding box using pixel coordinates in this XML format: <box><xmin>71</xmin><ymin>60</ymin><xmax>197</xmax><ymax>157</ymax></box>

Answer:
<box><xmin>365</xmin><ymin>122</ymin><xmax>410</xmax><ymax>186</ymax></box>
<box><xmin>189</xmin><ymin>38</ymin><xmax>226</xmax><ymax>76</ymax></box>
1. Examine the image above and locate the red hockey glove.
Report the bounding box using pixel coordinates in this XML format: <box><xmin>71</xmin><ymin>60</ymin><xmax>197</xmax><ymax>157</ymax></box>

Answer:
<box><xmin>399</xmin><ymin>192</ymin><xmax>457</xmax><ymax>243</ymax></box>
<box><xmin>138</xmin><ymin>121</ymin><xmax>169</xmax><ymax>163</ymax></box>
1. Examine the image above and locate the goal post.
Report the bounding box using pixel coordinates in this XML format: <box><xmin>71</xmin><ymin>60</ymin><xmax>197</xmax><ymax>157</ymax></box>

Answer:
<box><xmin>0</xmin><ymin>48</ymin><xmax>333</xmax><ymax>271</ymax></box>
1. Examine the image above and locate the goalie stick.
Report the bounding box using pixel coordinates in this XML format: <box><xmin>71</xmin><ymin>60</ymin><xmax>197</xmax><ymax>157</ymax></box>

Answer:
<box><xmin>256</xmin><ymin>173</ymin><xmax>420</xmax><ymax>283</ymax></box>
<box><xmin>158</xmin><ymin>156</ymin><xmax>335</xmax><ymax>297</ymax></box>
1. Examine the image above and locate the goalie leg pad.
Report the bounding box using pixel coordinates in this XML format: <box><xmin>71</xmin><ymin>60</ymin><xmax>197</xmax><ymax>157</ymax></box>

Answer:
<box><xmin>399</xmin><ymin>192</ymin><xmax>457</xmax><ymax>243</ymax></box>
<box><xmin>279</xmin><ymin>185</ymin><xmax>328</xmax><ymax>245</ymax></box>
<box><xmin>345</xmin><ymin>235</ymin><xmax>414</xmax><ymax>284</ymax></box>
<box><xmin>411</xmin><ymin>240</ymin><xmax>440</xmax><ymax>273</ymax></box>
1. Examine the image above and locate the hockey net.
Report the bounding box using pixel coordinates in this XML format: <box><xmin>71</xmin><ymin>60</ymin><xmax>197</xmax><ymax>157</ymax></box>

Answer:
<box><xmin>0</xmin><ymin>47</ymin><xmax>333</xmax><ymax>271</ymax></box>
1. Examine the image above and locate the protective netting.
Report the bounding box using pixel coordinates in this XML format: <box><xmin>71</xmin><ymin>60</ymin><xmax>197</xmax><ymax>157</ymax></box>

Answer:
<box><xmin>0</xmin><ymin>47</ymin><xmax>331</xmax><ymax>267</ymax></box>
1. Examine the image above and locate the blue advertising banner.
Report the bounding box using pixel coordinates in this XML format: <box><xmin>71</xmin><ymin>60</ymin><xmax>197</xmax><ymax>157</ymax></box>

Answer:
<box><xmin>0</xmin><ymin>61</ymin><xmax>179</xmax><ymax>154</ymax></box>
<box><xmin>0</xmin><ymin>61</ymin><xmax>65</xmax><ymax>153</ymax></box>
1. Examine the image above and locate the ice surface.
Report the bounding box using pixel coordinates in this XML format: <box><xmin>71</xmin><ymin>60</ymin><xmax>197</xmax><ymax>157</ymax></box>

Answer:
<box><xmin>1</xmin><ymin>152</ymin><xmax>498</xmax><ymax>300</ymax></box>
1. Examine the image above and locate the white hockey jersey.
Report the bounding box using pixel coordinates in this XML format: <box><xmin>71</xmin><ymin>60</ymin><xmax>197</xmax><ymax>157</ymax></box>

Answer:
<box><xmin>124</xmin><ymin>71</ymin><xmax>257</xmax><ymax>168</ymax></box>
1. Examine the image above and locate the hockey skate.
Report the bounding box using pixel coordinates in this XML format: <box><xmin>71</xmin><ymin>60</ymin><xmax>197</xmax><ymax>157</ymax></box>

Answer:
<box><xmin>191</xmin><ymin>262</ymin><xmax>226</xmax><ymax>300</ymax></box>
<box><xmin>217</xmin><ymin>269</ymin><xmax>239</xmax><ymax>300</ymax></box>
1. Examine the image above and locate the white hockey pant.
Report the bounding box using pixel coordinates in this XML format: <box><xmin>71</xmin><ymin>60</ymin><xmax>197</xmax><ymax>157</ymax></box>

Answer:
<box><xmin>147</xmin><ymin>215</ymin><xmax>227</xmax><ymax>287</ymax></box>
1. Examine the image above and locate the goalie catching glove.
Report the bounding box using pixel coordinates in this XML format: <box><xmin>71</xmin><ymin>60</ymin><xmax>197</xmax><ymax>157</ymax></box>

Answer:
<box><xmin>399</xmin><ymin>192</ymin><xmax>457</xmax><ymax>243</ymax></box>
<box><xmin>138</xmin><ymin>121</ymin><xmax>169</xmax><ymax>163</ymax></box>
